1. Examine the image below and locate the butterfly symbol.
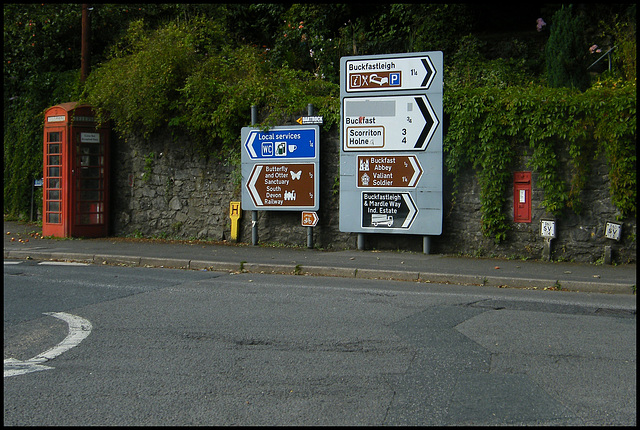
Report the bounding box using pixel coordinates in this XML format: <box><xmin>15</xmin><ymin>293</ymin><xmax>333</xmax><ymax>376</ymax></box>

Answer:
<box><xmin>290</xmin><ymin>170</ymin><xmax>302</xmax><ymax>180</ymax></box>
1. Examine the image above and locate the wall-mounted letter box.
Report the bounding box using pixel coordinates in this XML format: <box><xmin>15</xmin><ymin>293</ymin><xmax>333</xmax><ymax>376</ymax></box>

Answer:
<box><xmin>42</xmin><ymin>103</ymin><xmax>110</xmax><ymax>237</ymax></box>
<box><xmin>513</xmin><ymin>171</ymin><xmax>531</xmax><ymax>223</ymax></box>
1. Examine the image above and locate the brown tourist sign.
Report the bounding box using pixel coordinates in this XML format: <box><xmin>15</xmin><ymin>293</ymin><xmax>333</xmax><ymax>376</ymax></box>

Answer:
<box><xmin>356</xmin><ymin>155</ymin><xmax>423</xmax><ymax>188</ymax></box>
<box><xmin>246</xmin><ymin>163</ymin><xmax>316</xmax><ymax>209</ymax></box>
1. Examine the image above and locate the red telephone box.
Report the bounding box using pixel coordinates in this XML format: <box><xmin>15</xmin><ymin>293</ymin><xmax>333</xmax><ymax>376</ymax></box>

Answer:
<box><xmin>42</xmin><ymin>103</ymin><xmax>110</xmax><ymax>237</ymax></box>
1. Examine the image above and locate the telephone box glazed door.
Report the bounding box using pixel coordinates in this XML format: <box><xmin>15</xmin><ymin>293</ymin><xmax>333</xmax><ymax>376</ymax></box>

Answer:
<box><xmin>42</xmin><ymin>103</ymin><xmax>109</xmax><ymax>238</ymax></box>
<box><xmin>71</xmin><ymin>126</ymin><xmax>109</xmax><ymax>236</ymax></box>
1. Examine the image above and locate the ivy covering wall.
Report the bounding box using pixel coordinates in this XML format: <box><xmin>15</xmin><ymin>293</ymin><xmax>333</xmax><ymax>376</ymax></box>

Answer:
<box><xmin>444</xmin><ymin>80</ymin><xmax>636</xmax><ymax>243</ymax></box>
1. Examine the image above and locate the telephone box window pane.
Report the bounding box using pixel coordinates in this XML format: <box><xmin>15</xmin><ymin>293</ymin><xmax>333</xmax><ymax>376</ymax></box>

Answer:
<box><xmin>80</xmin><ymin>179</ymin><xmax>100</xmax><ymax>190</ymax></box>
<box><xmin>48</xmin><ymin>178</ymin><xmax>61</xmax><ymax>189</ymax></box>
<box><xmin>48</xmin><ymin>143</ymin><xmax>61</xmax><ymax>154</ymax></box>
<box><xmin>78</xmin><ymin>143</ymin><xmax>101</xmax><ymax>155</ymax></box>
<box><xmin>76</xmin><ymin>201</ymin><xmax>103</xmax><ymax>225</ymax></box>
<box><xmin>48</xmin><ymin>132</ymin><xmax>61</xmax><ymax>143</ymax></box>
<box><xmin>48</xmin><ymin>166</ymin><xmax>60</xmax><ymax>177</ymax></box>
<box><xmin>48</xmin><ymin>190</ymin><xmax>60</xmax><ymax>200</ymax></box>
<box><xmin>47</xmin><ymin>201</ymin><xmax>60</xmax><ymax>212</ymax></box>
<box><xmin>48</xmin><ymin>155</ymin><xmax>61</xmax><ymax>166</ymax></box>
<box><xmin>47</xmin><ymin>213</ymin><xmax>60</xmax><ymax>224</ymax></box>
<box><xmin>79</xmin><ymin>167</ymin><xmax>99</xmax><ymax>179</ymax></box>
<box><xmin>80</xmin><ymin>190</ymin><xmax>102</xmax><ymax>200</ymax></box>
<box><xmin>78</xmin><ymin>155</ymin><xmax>102</xmax><ymax>166</ymax></box>
<box><xmin>77</xmin><ymin>213</ymin><xmax>102</xmax><ymax>225</ymax></box>
<box><xmin>78</xmin><ymin>202</ymin><xmax>103</xmax><ymax>213</ymax></box>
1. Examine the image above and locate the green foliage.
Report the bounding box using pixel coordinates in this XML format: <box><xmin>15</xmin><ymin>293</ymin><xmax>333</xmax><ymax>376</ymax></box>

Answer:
<box><xmin>82</xmin><ymin>18</ymin><xmax>216</xmax><ymax>138</ymax></box>
<box><xmin>545</xmin><ymin>5</ymin><xmax>590</xmax><ymax>91</ymax></box>
<box><xmin>445</xmin><ymin>83</ymin><xmax>636</xmax><ymax>243</ymax></box>
<box><xmin>177</xmin><ymin>43</ymin><xmax>340</xmax><ymax>160</ymax></box>
<box><xmin>446</xmin><ymin>35</ymin><xmax>536</xmax><ymax>90</ymax></box>
<box><xmin>84</xmin><ymin>21</ymin><xmax>340</xmax><ymax>163</ymax></box>
<box><xmin>610</xmin><ymin>20</ymin><xmax>637</xmax><ymax>82</ymax></box>
<box><xmin>142</xmin><ymin>152</ymin><xmax>155</xmax><ymax>182</ymax></box>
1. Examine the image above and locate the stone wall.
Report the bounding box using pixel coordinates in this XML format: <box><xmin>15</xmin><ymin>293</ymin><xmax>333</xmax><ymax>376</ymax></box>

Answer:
<box><xmin>110</xmin><ymin>125</ymin><xmax>636</xmax><ymax>264</ymax></box>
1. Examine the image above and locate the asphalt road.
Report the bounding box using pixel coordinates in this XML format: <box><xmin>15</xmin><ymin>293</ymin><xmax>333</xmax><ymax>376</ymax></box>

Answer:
<box><xmin>4</xmin><ymin>260</ymin><xmax>636</xmax><ymax>425</ymax></box>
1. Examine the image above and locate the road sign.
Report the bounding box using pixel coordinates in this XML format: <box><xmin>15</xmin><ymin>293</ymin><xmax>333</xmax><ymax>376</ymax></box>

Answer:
<box><xmin>241</xmin><ymin>125</ymin><xmax>319</xmax><ymax>212</ymax></box>
<box><xmin>301</xmin><ymin>211</ymin><xmax>319</xmax><ymax>227</ymax></box>
<box><xmin>356</xmin><ymin>155</ymin><xmax>422</xmax><ymax>188</ymax></box>
<box><xmin>343</xmin><ymin>94</ymin><xmax>439</xmax><ymax>151</ymax></box>
<box><xmin>296</xmin><ymin>116</ymin><xmax>323</xmax><ymax>125</ymax></box>
<box><xmin>361</xmin><ymin>192</ymin><xmax>418</xmax><ymax>229</ymax></box>
<box><xmin>345</xmin><ymin>54</ymin><xmax>439</xmax><ymax>93</ymax></box>
<box><xmin>245</xmin><ymin>163</ymin><xmax>317</xmax><ymax>210</ymax></box>
<box><xmin>339</xmin><ymin>51</ymin><xmax>443</xmax><ymax>236</ymax></box>
<box><xmin>242</xmin><ymin>126</ymin><xmax>318</xmax><ymax>160</ymax></box>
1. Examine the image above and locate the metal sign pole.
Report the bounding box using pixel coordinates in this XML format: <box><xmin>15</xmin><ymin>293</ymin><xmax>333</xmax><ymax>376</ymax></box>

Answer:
<box><xmin>306</xmin><ymin>103</ymin><xmax>314</xmax><ymax>249</ymax></box>
<box><xmin>251</xmin><ymin>105</ymin><xmax>258</xmax><ymax>246</ymax></box>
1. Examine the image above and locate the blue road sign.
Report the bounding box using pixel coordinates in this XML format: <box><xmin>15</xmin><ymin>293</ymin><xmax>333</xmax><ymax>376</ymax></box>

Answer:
<box><xmin>389</xmin><ymin>72</ymin><xmax>400</xmax><ymax>86</ymax></box>
<box><xmin>243</xmin><ymin>126</ymin><xmax>318</xmax><ymax>160</ymax></box>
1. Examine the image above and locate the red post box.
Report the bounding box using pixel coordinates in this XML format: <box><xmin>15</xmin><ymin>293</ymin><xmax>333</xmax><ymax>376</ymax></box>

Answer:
<box><xmin>513</xmin><ymin>171</ymin><xmax>531</xmax><ymax>223</ymax></box>
<box><xmin>42</xmin><ymin>103</ymin><xmax>110</xmax><ymax>237</ymax></box>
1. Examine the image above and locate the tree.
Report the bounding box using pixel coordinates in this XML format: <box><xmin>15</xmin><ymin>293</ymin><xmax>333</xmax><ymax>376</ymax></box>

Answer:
<box><xmin>545</xmin><ymin>5</ymin><xmax>590</xmax><ymax>91</ymax></box>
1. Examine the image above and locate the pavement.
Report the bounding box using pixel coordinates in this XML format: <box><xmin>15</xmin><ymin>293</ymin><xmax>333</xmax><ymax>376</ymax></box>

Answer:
<box><xmin>3</xmin><ymin>220</ymin><xmax>637</xmax><ymax>295</ymax></box>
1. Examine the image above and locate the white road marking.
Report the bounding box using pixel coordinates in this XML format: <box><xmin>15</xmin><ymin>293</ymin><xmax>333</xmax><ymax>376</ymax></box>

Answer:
<box><xmin>38</xmin><ymin>261</ymin><xmax>90</xmax><ymax>266</ymax></box>
<box><xmin>3</xmin><ymin>261</ymin><xmax>22</xmax><ymax>265</ymax></box>
<box><xmin>4</xmin><ymin>312</ymin><xmax>92</xmax><ymax>378</ymax></box>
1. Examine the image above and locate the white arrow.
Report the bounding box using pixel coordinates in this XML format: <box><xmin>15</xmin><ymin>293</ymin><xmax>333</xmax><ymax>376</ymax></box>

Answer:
<box><xmin>401</xmin><ymin>193</ymin><xmax>418</xmax><ymax>228</ymax></box>
<box><xmin>3</xmin><ymin>358</ymin><xmax>53</xmax><ymax>377</ymax></box>
<box><xmin>408</xmin><ymin>156</ymin><xmax>423</xmax><ymax>187</ymax></box>
<box><xmin>245</xmin><ymin>132</ymin><xmax>258</xmax><ymax>159</ymax></box>
<box><xmin>4</xmin><ymin>312</ymin><xmax>92</xmax><ymax>378</ymax></box>
<box><xmin>247</xmin><ymin>165</ymin><xmax>263</xmax><ymax>206</ymax></box>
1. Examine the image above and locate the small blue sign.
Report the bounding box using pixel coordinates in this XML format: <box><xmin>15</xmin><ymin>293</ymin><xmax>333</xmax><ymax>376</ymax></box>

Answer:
<box><xmin>390</xmin><ymin>72</ymin><xmax>401</xmax><ymax>86</ymax></box>
<box><xmin>243</xmin><ymin>127</ymin><xmax>318</xmax><ymax>160</ymax></box>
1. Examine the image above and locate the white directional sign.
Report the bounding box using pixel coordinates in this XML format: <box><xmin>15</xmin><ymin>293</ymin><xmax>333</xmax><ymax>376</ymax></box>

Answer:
<box><xmin>343</xmin><ymin>94</ymin><xmax>439</xmax><ymax>151</ymax></box>
<box><xmin>346</xmin><ymin>54</ymin><xmax>439</xmax><ymax>92</ymax></box>
<box><xmin>339</xmin><ymin>51</ymin><xmax>443</xmax><ymax>236</ymax></box>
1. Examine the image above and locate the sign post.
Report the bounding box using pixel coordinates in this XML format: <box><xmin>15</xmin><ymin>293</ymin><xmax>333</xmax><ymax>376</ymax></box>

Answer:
<box><xmin>339</xmin><ymin>52</ymin><xmax>443</xmax><ymax>252</ymax></box>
